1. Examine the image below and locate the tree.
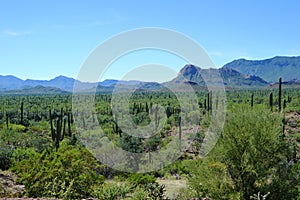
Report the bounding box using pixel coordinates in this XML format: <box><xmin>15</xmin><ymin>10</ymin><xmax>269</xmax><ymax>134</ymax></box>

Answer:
<box><xmin>189</xmin><ymin>105</ymin><xmax>299</xmax><ymax>199</ymax></box>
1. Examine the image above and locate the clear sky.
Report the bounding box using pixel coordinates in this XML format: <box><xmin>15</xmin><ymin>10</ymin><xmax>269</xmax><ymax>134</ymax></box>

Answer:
<box><xmin>1</xmin><ymin>0</ymin><xmax>300</xmax><ymax>81</ymax></box>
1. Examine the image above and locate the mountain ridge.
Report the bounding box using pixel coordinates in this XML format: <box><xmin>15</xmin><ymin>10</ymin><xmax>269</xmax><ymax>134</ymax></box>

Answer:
<box><xmin>1</xmin><ymin>56</ymin><xmax>300</xmax><ymax>93</ymax></box>
<box><xmin>167</xmin><ymin>64</ymin><xmax>268</xmax><ymax>88</ymax></box>
<box><xmin>224</xmin><ymin>56</ymin><xmax>300</xmax><ymax>82</ymax></box>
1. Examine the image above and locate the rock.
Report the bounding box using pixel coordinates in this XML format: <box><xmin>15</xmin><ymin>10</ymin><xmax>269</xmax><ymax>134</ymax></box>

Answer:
<box><xmin>0</xmin><ymin>170</ymin><xmax>25</xmax><ymax>198</ymax></box>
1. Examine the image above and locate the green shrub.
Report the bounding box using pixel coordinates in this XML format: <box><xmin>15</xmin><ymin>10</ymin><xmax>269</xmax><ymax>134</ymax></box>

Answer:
<box><xmin>188</xmin><ymin>105</ymin><xmax>300</xmax><ymax>199</ymax></box>
<box><xmin>93</xmin><ymin>181</ymin><xmax>132</xmax><ymax>200</ymax></box>
<box><xmin>130</xmin><ymin>186</ymin><xmax>148</xmax><ymax>200</ymax></box>
<box><xmin>0</xmin><ymin>145</ymin><xmax>13</xmax><ymax>170</ymax></box>
<box><xmin>127</xmin><ymin>173</ymin><xmax>156</xmax><ymax>187</ymax></box>
<box><xmin>11</xmin><ymin>142</ymin><xmax>104</xmax><ymax>199</ymax></box>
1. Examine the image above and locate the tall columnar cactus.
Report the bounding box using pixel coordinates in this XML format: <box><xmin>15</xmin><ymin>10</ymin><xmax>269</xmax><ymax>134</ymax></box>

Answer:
<box><xmin>113</xmin><ymin>114</ymin><xmax>121</xmax><ymax>137</ymax></box>
<box><xmin>50</xmin><ymin>108</ymin><xmax>66</xmax><ymax>151</ymax></box>
<box><xmin>207</xmin><ymin>92</ymin><xmax>210</xmax><ymax>112</ymax></box>
<box><xmin>178</xmin><ymin>115</ymin><xmax>182</xmax><ymax>141</ymax></box>
<box><xmin>278</xmin><ymin>77</ymin><xmax>282</xmax><ymax>112</ymax></box>
<box><xmin>178</xmin><ymin>115</ymin><xmax>182</xmax><ymax>151</ymax></box>
<box><xmin>251</xmin><ymin>93</ymin><xmax>254</xmax><ymax>108</ymax></box>
<box><xmin>269</xmin><ymin>92</ymin><xmax>273</xmax><ymax>112</ymax></box>
<box><xmin>209</xmin><ymin>91</ymin><xmax>212</xmax><ymax>113</ymax></box>
<box><xmin>20</xmin><ymin>101</ymin><xmax>24</xmax><ymax>125</ymax></box>
<box><xmin>67</xmin><ymin>112</ymin><xmax>72</xmax><ymax>137</ymax></box>
<box><xmin>50</xmin><ymin>110</ymin><xmax>54</xmax><ymax>141</ymax></box>
<box><xmin>145</xmin><ymin>102</ymin><xmax>149</xmax><ymax>113</ymax></box>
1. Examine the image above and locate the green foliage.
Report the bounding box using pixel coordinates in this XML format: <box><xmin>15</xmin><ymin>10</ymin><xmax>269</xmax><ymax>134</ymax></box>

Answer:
<box><xmin>118</xmin><ymin>133</ymin><xmax>143</xmax><ymax>171</ymax></box>
<box><xmin>0</xmin><ymin>89</ymin><xmax>300</xmax><ymax>199</ymax></box>
<box><xmin>0</xmin><ymin>145</ymin><xmax>13</xmax><ymax>170</ymax></box>
<box><xmin>127</xmin><ymin>173</ymin><xmax>156</xmax><ymax>187</ymax></box>
<box><xmin>130</xmin><ymin>186</ymin><xmax>149</xmax><ymax>200</ymax></box>
<box><xmin>0</xmin><ymin>127</ymin><xmax>51</xmax><ymax>170</ymax></box>
<box><xmin>11</xmin><ymin>147</ymin><xmax>38</xmax><ymax>165</ymax></box>
<box><xmin>188</xmin><ymin>159</ymin><xmax>239</xmax><ymax>199</ymax></box>
<box><xmin>219</xmin><ymin>106</ymin><xmax>297</xmax><ymax>199</ymax></box>
<box><xmin>158</xmin><ymin>159</ymin><xmax>197</xmax><ymax>177</ymax></box>
<box><xmin>11</xmin><ymin>142</ymin><xmax>104</xmax><ymax>199</ymax></box>
<box><xmin>93</xmin><ymin>181</ymin><xmax>133</xmax><ymax>200</ymax></box>
<box><xmin>188</xmin><ymin>105</ymin><xmax>299</xmax><ymax>199</ymax></box>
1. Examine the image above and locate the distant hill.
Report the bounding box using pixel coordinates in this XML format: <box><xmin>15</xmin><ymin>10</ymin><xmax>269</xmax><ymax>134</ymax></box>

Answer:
<box><xmin>0</xmin><ymin>75</ymin><xmax>144</xmax><ymax>93</ymax></box>
<box><xmin>167</xmin><ymin>64</ymin><xmax>268</xmax><ymax>88</ymax></box>
<box><xmin>0</xmin><ymin>75</ymin><xmax>24</xmax><ymax>91</ymax></box>
<box><xmin>23</xmin><ymin>75</ymin><xmax>79</xmax><ymax>92</ymax></box>
<box><xmin>1</xmin><ymin>85</ymin><xmax>69</xmax><ymax>95</ymax></box>
<box><xmin>0</xmin><ymin>75</ymin><xmax>81</xmax><ymax>92</ymax></box>
<box><xmin>224</xmin><ymin>56</ymin><xmax>300</xmax><ymax>82</ymax></box>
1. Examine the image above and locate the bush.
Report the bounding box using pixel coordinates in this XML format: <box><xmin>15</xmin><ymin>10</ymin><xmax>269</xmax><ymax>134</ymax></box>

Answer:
<box><xmin>188</xmin><ymin>159</ymin><xmax>239</xmax><ymax>199</ymax></box>
<box><xmin>93</xmin><ymin>182</ymin><xmax>132</xmax><ymax>200</ymax></box>
<box><xmin>127</xmin><ymin>173</ymin><xmax>156</xmax><ymax>187</ymax></box>
<box><xmin>188</xmin><ymin>105</ymin><xmax>300</xmax><ymax>199</ymax></box>
<box><xmin>11</xmin><ymin>142</ymin><xmax>104</xmax><ymax>199</ymax></box>
<box><xmin>0</xmin><ymin>145</ymin><xmax>13</xmax><ymax>170</ymax></box>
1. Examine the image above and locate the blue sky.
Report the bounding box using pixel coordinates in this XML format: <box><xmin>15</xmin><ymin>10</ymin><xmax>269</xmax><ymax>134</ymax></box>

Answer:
<box><xmin>1</xmin><ymin>0</ymin><xmax>300</xmax><ymax>81</ymax></box>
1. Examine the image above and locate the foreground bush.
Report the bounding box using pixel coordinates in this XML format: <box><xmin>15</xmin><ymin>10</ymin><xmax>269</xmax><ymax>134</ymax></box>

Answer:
<box><xmin>188</xmin><ymin>105</ymin><xmax>300</xmax><ymax>199</ymax></box>
<box><xmin>11</xmin><ymin>141</ymin><xmax>104</xmax><ymax>199</ymax></box>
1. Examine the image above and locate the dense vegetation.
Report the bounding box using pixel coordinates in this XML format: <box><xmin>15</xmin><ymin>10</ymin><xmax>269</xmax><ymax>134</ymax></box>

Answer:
<box><xmin>0</xmin><ymin>85</ymin><xmax>300</xmax><ymax>199</ymax></box>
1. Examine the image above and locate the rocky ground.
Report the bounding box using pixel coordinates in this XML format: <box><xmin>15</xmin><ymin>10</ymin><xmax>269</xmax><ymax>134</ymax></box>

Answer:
<box><xmin>0</xmin><ymin>170</ymin><xmax>24</xmax><ymax>198</ymax></box>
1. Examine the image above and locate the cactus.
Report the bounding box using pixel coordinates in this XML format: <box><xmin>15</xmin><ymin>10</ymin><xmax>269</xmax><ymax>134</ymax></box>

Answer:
<box><xmin>207</xmin><ymin>92</ymin><xmax>210</xmax><ymax>111</ymax></box>
<box><xmin>209</xmin><ymin>91</ymin><xmax>212</xmax><ymax>112</ymax></box>
<box><xmin>207</xmin><ymin>91</ymin><xmax>212</xmax><ymax>112</ymax></box>
<box><xmin>68</xmin><ymin>112</ymin><xmax>72</xmax><ymax>137</ymax></box>
<box><xmin>145</xmin><ymin>102</ymin><xmax>149</xmax><ymax>113</ymax></box>
<box><xmin>50</xmin><ymin>109</ymin><xmax>55</xmax><ymax>141</ymax></box>
<box><xmin>49</xmin><ymin>108</ymin><xmax>67</xmax><ymax>151</ymax></box>
<box><xmin>251</xmin><ymin>93</ymin><xmax>254</xmax><ymax>108</ymax></box>
<box><xmin>62</xmin><ymin>117</ymin><xmax>66</xmax><ymax>139</ymax></box>
<box><xmin>113</xmin><ymin>114</ymin><xmax>121</xmax><ymax>137</ymax></box>
<box><xmin>278</xmin><ymin>77</ymin><xmax>282</xmax><ymax>112</ymax></box>
<box><xmin>283</xmin><ymin>99</ymin><xmax>287</xmax><ymax>110</ymax></box>
<box><xmin>209</xmin><ymin>91</ymin><xmax>212</xmax><ymax>113</ymax></box>
<box><xmin>269</xmin><ymin>92</ymin><xmax>273</xmax><ymax>112</ymax></box>
<box><xmin>178</xmin><ymin>115</ymin><xmax>182</xmax><ymax>141</ymax></box>
<box><xmin>287</xmin><ymin>95</ymin><xmax>292</xmax><ymax>103</ymax></box>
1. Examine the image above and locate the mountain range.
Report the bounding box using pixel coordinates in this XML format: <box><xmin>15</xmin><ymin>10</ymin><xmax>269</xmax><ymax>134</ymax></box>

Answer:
<box><xmin>224</xmin><ymin>56</ymin><xmax>300</xmax><ymax>82</ymax></box>
<box><xmin>169</xmin><ymin>64</ymin><xmax>268</xmax><ymax>88</ymax></box>
<box><xmin>0</xmin><ymin>56</ymin><xmax>299</xmax><ymax>94</ymax></box>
